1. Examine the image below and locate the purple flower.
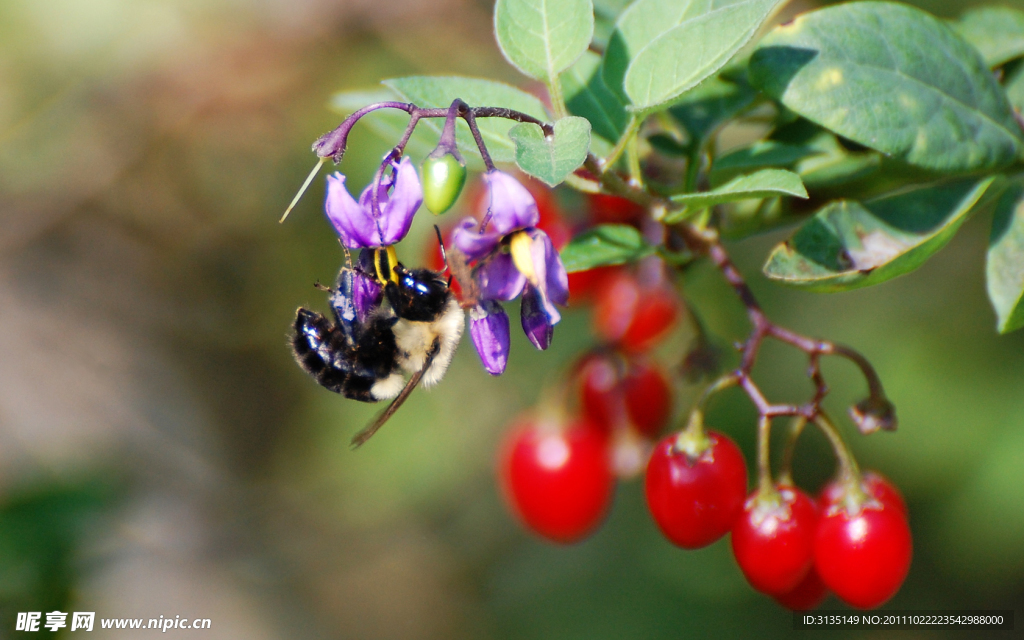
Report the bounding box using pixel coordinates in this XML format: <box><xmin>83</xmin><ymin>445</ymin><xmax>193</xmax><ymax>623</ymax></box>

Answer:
<box><xmin>469</xmin><ymin>300</ymin><xmax>510</xmax><ymax>375</ymax></box>
<box><xmin>452</xmin><ymin>171</ymin><xmax>568</xmax><ymax>370</ymax></box>
<box><xmin>325</xmin><ymin>157</ymin><xmax>422</xmax><ymax>249</ymax></box>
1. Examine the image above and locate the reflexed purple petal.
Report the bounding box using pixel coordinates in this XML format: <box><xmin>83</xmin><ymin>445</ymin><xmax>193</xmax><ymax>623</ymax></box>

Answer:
<box><xmin>520</xmin><ymin>285</ymin><xmax>554</xmax><ymax>350</ymax></box>
<box><xmin>469</xmin><ymin>301</ymin><xmax>510</xmax><ymax>375</ymax></box>
<box><xmin>478</xmin><ymin>253</ymin><xmax>526</xmax><ymax>301</ymax></box>
<box><xmin>531</xmin><ymin>228</ymin><xmax>569</xmax><ymax>307</ymax></box>
<box><xmin>518</xmin><ymin>229</ymin><xmax>566</xmax><ymax>322</ymax></box>
<box><xmin>482</xmin><ymin>171</ymin><xmax>539</xmax><ymax>234</ymax></box>
<box><xmin>452</xmin><ymin>217</ymin><xmax>502</xmax><ymax>260</ymax></box>
<box><xmin>379</xmin><ymin>157</ymin><xmax>422</xmax><ymax>245</ymax></box>
<box><xmin>352</xmin><ymin>270</ymin><xmax>382</xmax><ymax>323</ymax></box>
<box><xmin>325</xmin><ymin>173</ymin><xmax>377</xmax><ymax>248</ymax></box>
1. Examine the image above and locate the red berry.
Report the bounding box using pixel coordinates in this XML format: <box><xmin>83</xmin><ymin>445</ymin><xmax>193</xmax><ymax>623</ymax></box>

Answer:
<box><xmin>529</xmin><ymin>181</ymin><xmax>572</xmax><ymax>249</ymax></box>
<box><xmin>594</xmin><ymin>273</ymin><xmax>640</xmax><ymax>342</ymax></box>
<box><xmin>814</xmin><ymin>502</ymin><xmax>912</xmax><ymax>609</ymax></box>
<box><xmin>578</xmin><ymin>355</ymin><xmax>622</xmax><ymax>431</ymax></box>
<box><xmin>500</xmin><ymin>417</ymin><xmax>614</xmax><ymax>544</ymax></box>
<box><xmin>587</xmin><ymin>193</ymin><xmax>645</xmax><ymax>225</ymax></box>
<box><xmin>644</xmin><ymin>431</ymin><xmax>747</xmax><ymax>549</ymax></box>
<box><xmin>819</xmin><ymin>471</ymin><xmax>907</xmax><ymax>516</ymax></box>
<box><xmin>774</xmin><ymin>568</ymin><xmax>829</xmax><ymax>611</ymax></box>
<box><xmin>623</xmin><ymin>360</ymin><xmax>672</xmax><ymax>438</ymax></box>
<box><xmin>567</xmin><ymin>265</ymin><xmax>621</xmax><ymax>302</ymax></box>
<box><xmin>620</xmin><ymin>287</ymin><xmax>680</xmax><ymax>352</ymax></box>
<box><xmin>731</xmin><ymin>486</ymin><xmax>818</xmax><ymax>595</ymax></box>
<box><xmin>593</xmin><ymin>273</ymin><xmax>680</xmax><ymax>352</ymax></box>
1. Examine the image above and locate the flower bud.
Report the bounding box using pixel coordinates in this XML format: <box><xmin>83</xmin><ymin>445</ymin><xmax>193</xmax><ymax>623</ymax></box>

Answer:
<box><xmin>422</xmin><ymin>153</ymin><xmax>466</xmax><ymax>215</ymax></box>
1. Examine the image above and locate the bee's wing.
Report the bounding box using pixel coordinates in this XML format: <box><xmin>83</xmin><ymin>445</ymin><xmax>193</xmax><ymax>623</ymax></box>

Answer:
<box><xmin>350</xmin><ymin>337</ymin><xmax>441</xmax><ymax>448</ymax></box>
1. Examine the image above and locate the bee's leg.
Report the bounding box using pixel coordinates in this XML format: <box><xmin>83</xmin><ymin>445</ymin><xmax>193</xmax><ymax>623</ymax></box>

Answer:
<box><xmin>327</xmin><ymin>267</ymin><xmax>363</xmax><ymax>346</ymax></box>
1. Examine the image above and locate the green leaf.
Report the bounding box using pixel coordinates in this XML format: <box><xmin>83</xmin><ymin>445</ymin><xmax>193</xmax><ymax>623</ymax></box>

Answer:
<box><xmin>604</xmin><ymin>0</ymin><xmax>781</xmax><ymax>110</ymax></box>
<box><xmin>720</xmin><ymin>196</ymin><xmax>804</xmax><ymax>240</ymax></box>
<box><xmin>763</xmin><ymin>177</ymin><xmax>996</xmax><ymax>292</ymax></box>
<box><xmin>1006</xmin><ymin>63</ymin><xmax>1024</xmax><ymax>112</ymax></box>
<box><xmin>667</xmin><ymin>76</ymin><xmax>758</xmax><ymax>147</ymax></box>
<box><xmin>794</xmin><ymin>132</ymin><xmax>881</xmax><ymax>190</ymax></box>
<box><xmin>560</xmin><ymin>224</ymin><xmax>653</xmax><ymax>272</ymax></box>
<box><xmin>953</xmin><ymin>6</ymin><xmax>1024</xmax><ymax>68</ymax></box>
<box><xmin>602</xmin><ymin>0</ymin><xmax>778</xmax><ymax>108</ymax></box>
<box><xmin>647</xmin><ymin>133</ymin><xmax>690</xmax><ymax>157</ymax></box>
<box><xmin>382</xmin><ymin>76</ymin><xmax>549</xmax><ymax>164</ymax></box>
<box><xmin>710</xmin><ymin>141</ymin><xmax>821</xmax><ymax>186</ymax></box>
<box><xmin>592</xmin><ymin>0</ymin><xmax>630</xmax><ymax>50</ymax></box>
<box><xmin>495</xmin><ymin>0</ymin><xmax>594</xmax><ymax>85</ymax></box>
<box><xmin>561</xmin><ymin>51</ymin><xmax>629</xmax><ymax>143</ymax></box>
<box><xmin>508</xmin><ymin>116</ymin><xmax>592</xmax><ymax>186</ymax></box>
<box><xmin>665</xmin><ymin>169</ymin><xmax>807</xmax><ymax>222</ymax></box>
<box><xmin>750</xmin><ymin>2</ymin><xmax>1023</xmax><ymax>173</ymax></box>
<box><xmin>987</xmin><ymin>179</ymin><xmax>1024</xmax><ymax>333</ymax></box>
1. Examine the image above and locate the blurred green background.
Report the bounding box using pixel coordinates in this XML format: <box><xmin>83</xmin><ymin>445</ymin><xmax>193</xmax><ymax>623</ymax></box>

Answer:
<box><xmin>1</xmin><ymin>0</ymin><xmax>1022</xmax><ymax>637</ymax></box>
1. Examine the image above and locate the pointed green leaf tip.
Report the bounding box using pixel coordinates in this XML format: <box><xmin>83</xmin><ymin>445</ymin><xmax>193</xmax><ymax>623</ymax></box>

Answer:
<box><xmin>422</xmin><ymin>154</ymin><xmax>467</xmax><ymax>215</ymax></box>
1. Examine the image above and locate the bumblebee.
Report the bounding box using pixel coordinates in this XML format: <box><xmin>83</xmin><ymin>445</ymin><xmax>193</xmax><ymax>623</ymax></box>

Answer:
<box><xmin>292</xmin><ymin>246</ymin><xmax>463</xmax><ymax>447</ymax></box>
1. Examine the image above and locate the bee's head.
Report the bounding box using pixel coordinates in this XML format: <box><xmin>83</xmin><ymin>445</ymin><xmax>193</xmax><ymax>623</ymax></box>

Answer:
<box><xmin>386</xmin><ymin>265</ymin><xmax>451</xmax><ymax>321</ymax></box>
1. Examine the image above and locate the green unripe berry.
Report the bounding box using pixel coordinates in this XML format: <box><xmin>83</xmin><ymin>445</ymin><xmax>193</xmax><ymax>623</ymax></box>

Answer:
<box><xmin>422</xmin><ymin>153</ymin><xmax>466</xmax><ymax>215</ymax></box>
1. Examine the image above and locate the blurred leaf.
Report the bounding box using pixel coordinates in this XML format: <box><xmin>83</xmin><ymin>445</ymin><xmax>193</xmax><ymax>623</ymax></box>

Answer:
<box><xmin>593</xmin><ymin>0</ymin><xmax>631</xmax><ymax>17</ymax></box>
<box><xmin>609</xmin><ymin>0</ymin><xmax>783</xmax><ymax>111</ymax></box>
<box><xmin>647</xmin><ymin>133</ymin><xmax>689</xmax><ymax>157</ymax></box>
<box><xmin>382</xmin><ymin>76</ymin><xmax>550</xmax><ymax>164</ymax></box>
<box><xmin>561</xmin><ymin>51</ymin><xmax>629</xmax><ymax>143</ymax></box>
<box><xmin>0</xmin><ymin>481</ymin><xmax>115</xmax><ymax>616</ymax></box>
<box><xmin>495</xmin><ymin>0</ymin><xmax>594</xmax><ymax>84</ymax></box>
<box><xmin>1006</xmin><ymin>63</ymin><xmax>1024</xmax><ymax>112</ymax></box>
<box><xmin>592</xmin><ymin>0</ymin><xmax>631</xmax><ymax>49</ymax></box>
<box><xmin>667</xmin><ymin>77</ymin><xmax>758</xmax><ymax>147</ymax></box>
<box><xmin>987</xmin><ymin>179</ymin><xmax>1024</xmax><ymax>333</ymax></box>
<box><xmin>719</xmin><ymin>196</ymin><xmax>805</xmax><ymax>239</ymax></box>
<box><xmin>508</xmin><ymin>116</ymin><xmax>592</xmax><ymax>186</ymax></box>
<box><xmin>750</xmin><ymin>2</ymin><xmax>1022</xmax><ymax>173</ymax></box>
<box><xmin>560</xmin><ymin>224</ymin><xmax>652</xmax><ymax>272</ymax></box>
<box><xmin>794</xmin><ymin>132</ymin><xmax>881</xmax><ymax>190</ymax></box>
<box><xmin>953</xmin><ymin>6</ymin><xmax>1024</xmax><ymax>68</ymax></box>
<box><xmin>763</xmin><ymin>177</ymin><xmax>996</xmax><ymax>292</ymax></box>
<box><xmin>665</xmin><ymin>169</ymin><xmax>806</xmax><ymax>222</ymax></box>
<box><xmin>710</xmin><ymin>141</ymin><xmax>821</xmax><ymax>186</ymax></box>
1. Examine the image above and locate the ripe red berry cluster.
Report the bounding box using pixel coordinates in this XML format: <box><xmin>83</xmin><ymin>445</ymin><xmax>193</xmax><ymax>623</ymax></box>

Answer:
<box><xmin>492</xmin><ymin>190</ymin><xmax>911</xmax><ymax>610</ymax></box>
<box><xmin>644</xmin><ymin>408</ymin><xmax>912</xmax><ymax>610</ymax></box>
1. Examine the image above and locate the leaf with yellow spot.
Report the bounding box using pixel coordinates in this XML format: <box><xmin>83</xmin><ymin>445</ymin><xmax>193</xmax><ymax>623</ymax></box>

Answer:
<box><xmin>750</xmin><ymin>2</ymin><xmax>1022</xmax><ymax>173</ymax></box>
